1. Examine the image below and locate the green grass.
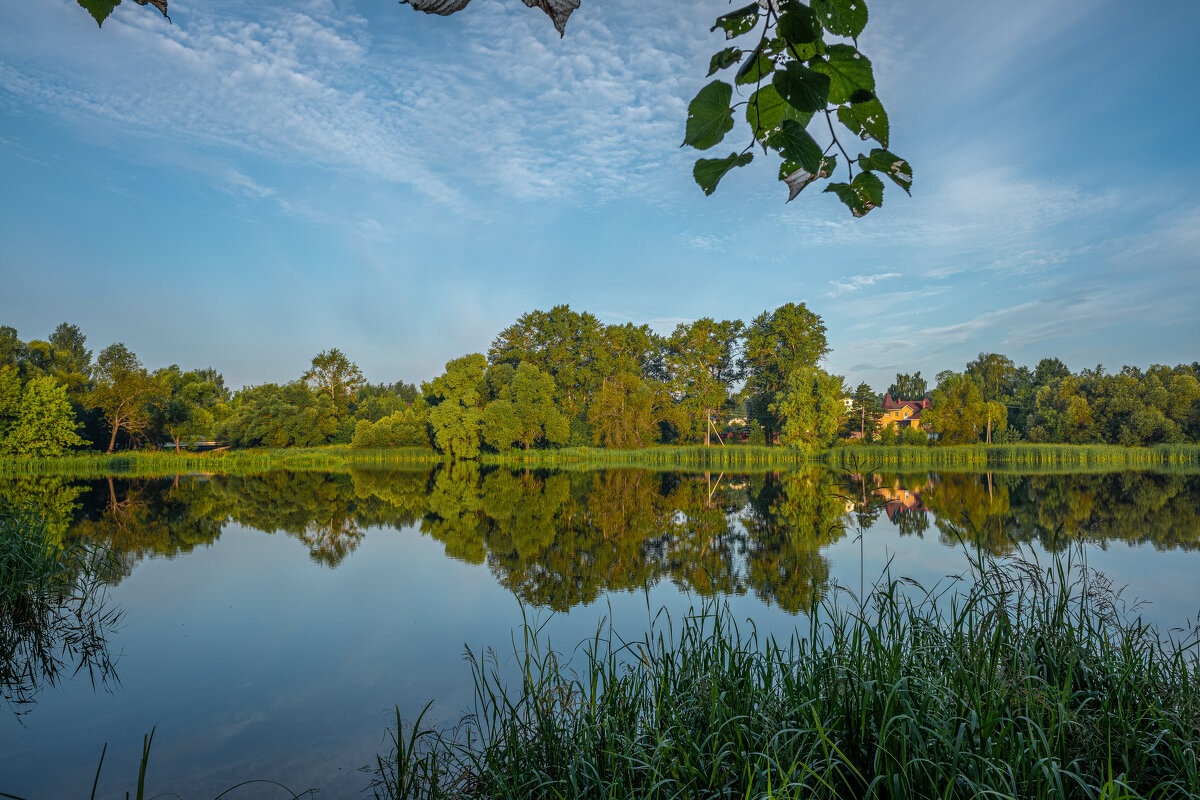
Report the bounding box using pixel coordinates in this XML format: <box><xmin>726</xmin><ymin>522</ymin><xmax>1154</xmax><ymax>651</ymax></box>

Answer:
<box><xmin>371</xmin><ymin>546</ymin><xmax>1200</xmax><ymax>799</ymax></box>
<box><xmin>482</xmin><ymin>444</ymin><xmax>820</xmax><ymax>468</ymax></box>
<box><xmin>0</xmin><ymin>446</ymin><xmax>443</xmax><ymax>478</ymax></box>
<box><xmin>825</xmin><ymin>443</ymin><xmax>1200</xmax><ymax>472</ymax></box>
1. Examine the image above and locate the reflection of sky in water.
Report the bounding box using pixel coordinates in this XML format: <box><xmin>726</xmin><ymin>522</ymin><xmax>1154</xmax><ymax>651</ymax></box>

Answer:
<box><xmin>2</xmin><ymin>472</ymin><xmax>1199</xmax><ymax>797</ymax></box>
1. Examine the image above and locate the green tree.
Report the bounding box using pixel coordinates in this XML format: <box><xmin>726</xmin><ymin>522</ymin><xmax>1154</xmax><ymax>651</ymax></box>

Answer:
<box><xmin>481</xmin><ymin>362</ymin><xmax>569</xmax><ymax>451</ymax></box>
<box><xmin>86</xmin><ymin>343</ymin><xmax>163</xmax><ymax>452</ymax></box>
<box><xmin>303</xmin><ymin>348</ymin><xmax>364</xmax><ymax>418</ymax></box>
<box><xmin>0</xmin><ymin>365</ymin><xmax>19</xmax><ymax>444</ymax></box>
<box><xmin>424</xmin><ymin>354</ymin><xmax>487</xmax><ymax>459</ymax></box>
<box><xmin>0</xmin><ymin>376</ymin><xmax>87</xmax><ymax>456</ymax></box>
<box><xmin>488</xmin><ymin>305</ymin><xmax>605</xmax><ymax>418</ymax></box>
<box><xmin>743</xmin><ymin>302</ymin><xmax>829</xmax><ymax>442</ymax></box>
<box><xmin>217</xmin><ymin>382</ymin><xmax>338</xmax><ymax>447</ymax></box>
<box><xmin>923</xmin><ymin>373</ymin><xmax>986</xmax><ymax>445</ymax></box>
<box><xmin>151</xmin><ymin>365</ymin><xmax>226</xmax><ymax>451</ymax></box>
<box><xmin>587</xmin><ymin>373</ymin><xmax>677</xmax><ymax>448</ymax></box>
<box><xmin>965</xmin><ymin>352</ymin><xmax>1017</xmax><ymax>403</ymax></box>
<box><xmin>770</xmin><ymin>367</ymin><xmax>845</xmax><ymax>451</ymax></box>
<box><xmin>1026</xmin><ymin>376</ymin><xmax>1096</xmax><ymax>444</ymax></box>
<box><xmin>666</xmin><ymin>318</ymin><xmax>744</xmax><ymax>445</ymax></box>
<box><xmin>886</xmin><ymin>371</ymin><xmax>927</xmax><ymax>400</ymax></box>
<box><xmin>848</xmin><ymin>381</ymin><xmax>882</xmax><ymax>440</ymax></box>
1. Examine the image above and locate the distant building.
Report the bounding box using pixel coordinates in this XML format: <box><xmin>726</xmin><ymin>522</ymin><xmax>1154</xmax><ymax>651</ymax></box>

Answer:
<box><xmin>880</xmin><ymin>394</ymin><xmax>931</xmax><ymax>430</ymax></box>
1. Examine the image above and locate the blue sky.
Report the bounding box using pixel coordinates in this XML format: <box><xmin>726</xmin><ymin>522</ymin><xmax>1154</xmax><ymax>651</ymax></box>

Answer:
<box><xmin>1</xmin><ymin>0</ymin><xmax>1197</xmax><ymax>390</ymax></box>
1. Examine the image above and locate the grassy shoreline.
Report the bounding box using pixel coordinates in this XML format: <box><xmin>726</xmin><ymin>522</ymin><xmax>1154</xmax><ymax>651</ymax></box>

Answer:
<box><xmin>0</xmin><ymin>443</ymin><xmax>1198</xmax><ymax>478</ymax></box>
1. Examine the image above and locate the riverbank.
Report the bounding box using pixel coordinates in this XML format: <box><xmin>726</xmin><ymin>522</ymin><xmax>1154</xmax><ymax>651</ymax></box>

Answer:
<box><xmin>1</xmin><ymin>443</ymin><xmax>1198</xmax><ymax>477</ymax></box>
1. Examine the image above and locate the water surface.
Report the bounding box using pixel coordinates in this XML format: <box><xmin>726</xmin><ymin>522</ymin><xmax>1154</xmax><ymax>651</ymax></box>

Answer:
<box><xmin>2</xmin><ymin>466</ymin><xmax>1198</xmax><ymax>797</ymax></box>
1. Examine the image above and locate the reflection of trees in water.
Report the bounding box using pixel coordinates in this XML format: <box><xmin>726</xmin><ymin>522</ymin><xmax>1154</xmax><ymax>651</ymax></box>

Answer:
<box><xmin>741</xmin><ymin>470</ymin><xmax>848</xmax><ymax>612</ymax></box>
<box><xmin>10</xmin><ymin>467</ymin><xmax>1199</xmax><ymax>613</ymax></box>
<box><xmin>0</xmin><ymin>475</ymin><xmax>89</xmax><ymax>546</ymax></box>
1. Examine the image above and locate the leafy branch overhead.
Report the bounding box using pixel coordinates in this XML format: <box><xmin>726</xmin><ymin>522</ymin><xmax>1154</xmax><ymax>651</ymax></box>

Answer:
<box><xmin>687</xmin><ymin>0</ymin><xmax>911</xmax><ymax>214</ymax></box>
<box><xmin>74</xmin><ymin>0</ymin><xmax>908</xmax><ymax>216</ymax></box>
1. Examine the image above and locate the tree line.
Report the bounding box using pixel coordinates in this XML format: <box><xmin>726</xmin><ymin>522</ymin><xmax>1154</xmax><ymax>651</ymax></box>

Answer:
<box><xmin>2</xmin><ymin>312</ymin><xmax>1198</xmax><ymax>458</ymax></box>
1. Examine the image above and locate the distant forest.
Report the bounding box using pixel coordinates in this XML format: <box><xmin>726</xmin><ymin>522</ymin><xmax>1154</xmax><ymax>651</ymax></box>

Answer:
<box><xmin>2</xmin><ymin>306</ymin><xmax>1198</xmax><ymax>458</ymax></box>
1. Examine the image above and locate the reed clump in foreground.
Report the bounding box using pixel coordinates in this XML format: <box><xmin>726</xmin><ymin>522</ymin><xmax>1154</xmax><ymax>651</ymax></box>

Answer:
<box><xmin>373</xmin><ymin>547</ymin><xmax>1200</xmax><ymax>799</ymax></box>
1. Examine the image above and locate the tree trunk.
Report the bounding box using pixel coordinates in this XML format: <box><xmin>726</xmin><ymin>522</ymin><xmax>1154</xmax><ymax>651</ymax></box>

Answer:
<box><xmin>108</xmin><ymin>420</ymin><xmax>119</xmax><ymax>453</ymax></box>
<box><xmin>704</xmin><ymin>411</ymin><xmax>711</xmax><ymax>447</ymax></box>
<box><xmin>174</xmin><ymin>437</ymin><xmax>182</xmax><ymax>453</ymax></box>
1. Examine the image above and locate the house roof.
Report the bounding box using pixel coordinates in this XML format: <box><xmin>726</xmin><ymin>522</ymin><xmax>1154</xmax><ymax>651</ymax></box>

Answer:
<box><xmin>882</xmin><ymin>393</ymin><xmax>931</xmax><ymax>413</ymax></box>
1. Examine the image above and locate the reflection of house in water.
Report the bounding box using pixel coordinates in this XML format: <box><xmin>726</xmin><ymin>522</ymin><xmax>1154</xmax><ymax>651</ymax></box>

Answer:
<box><xmin>871</xmin><ymin>476</ymin><xmax>932</xmax><ymax>522</ymax></box>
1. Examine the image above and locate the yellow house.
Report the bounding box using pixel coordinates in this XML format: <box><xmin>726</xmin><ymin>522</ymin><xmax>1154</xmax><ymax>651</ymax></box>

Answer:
<box><xmin>880</xmin><ymin>394</ymin><xmax>930</xmax><ymax>429</ymax></box>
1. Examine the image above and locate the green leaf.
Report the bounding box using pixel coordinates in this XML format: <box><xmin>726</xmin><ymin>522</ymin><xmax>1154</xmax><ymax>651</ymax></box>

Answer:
<box><xmin>772</xmin><ymin>61</ymin><xmax>831</xmax><ymax>114</ymax></box>
<box><xmin>77</xmin><ymin>0</ymin><xmax>121</xmax><ymax>27</ymax></box>
<box><xmin>779</xmin><ymin>155</ymin><xmax>836</xmax><ymax>201</ymax></box>
<box><xmin>683</xmin><ymin>81</ymin><xmax>735</xmax><ymax>151</ymax></box>
<box><xmin>746</xmin><ymin>85</ymin><xmax>813</xmax><ymax>141</ymax></box>
<box><xmin>812</xmin><ymin>44</ymin><xmax>874</xmax><ymax>105</ymax></box>
<box><xmin>735</xmin><ymin>49</ymin><xmax>774</xmax><ymax>85</ymax></box>
<box><xmin>778</xmin><ymin>2</ymin><xmax>821</xmax><ymax>46</ymax></box>
<box><xmin>711</xmin><ymin>3</ymin><xmax>760</xmax><ymax>39</ymax></box>
<box><xmin>694</xmin><ymin>152</ymin><xmax>754</xmax><ymax>196</ymax></box>
<box><xmin>707</xmin><ymin>47</ymin><xmax>743</xmax><ymax>77</ymax></box>
<box><xmin>836</xmin><ymin>97</ymin><xmax>888</xmax><ymax>146</ymax></box>
<box><xmin>859</xmin><ymin>148</ymin><xmax>912</xmax><ymax>194</ymax></box>
<box><xmin>769</xmin><ymin>119</ymin><xmax>822</xmax><ymax>173</ymax></box>
<box><xmin>824</xmin><ymin>170</ymin><xmax>883</xmax><ymax>217</ymax></box>
<box><xmin>812</xmin><ymin>0</ymin><xmax>868</xmax><ymax>38</ymax></box>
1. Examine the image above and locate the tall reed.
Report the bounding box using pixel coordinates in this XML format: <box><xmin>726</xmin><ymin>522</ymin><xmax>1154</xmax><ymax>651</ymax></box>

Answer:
<box><xmin>371</xmin><ymin>545</ymin><xmax>1200</xmax><ymax>799</ymax></box>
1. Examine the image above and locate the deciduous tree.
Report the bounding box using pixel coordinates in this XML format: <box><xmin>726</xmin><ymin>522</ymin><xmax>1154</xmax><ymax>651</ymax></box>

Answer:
<box><xmin>86</xmin><ymin>343</ymin><xmax>162</xmax><ymax>452</ymax></box>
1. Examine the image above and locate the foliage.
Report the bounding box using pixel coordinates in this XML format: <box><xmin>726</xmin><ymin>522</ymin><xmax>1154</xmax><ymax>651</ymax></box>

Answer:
<box><xmin>846</xmin><ymin>380</ymin><xmax>882</xmax><ymax>440</ymax></box>
<box><xmin>770</xmin><ymin>366</ymin><xmax>845</xmax><ymax>451</ymax></box>
<box><xmin>85</xmin><ymin>343</ymin><xmax>163</xmax><ymax>453</ymax></box>
<box><xmin>886</xmin><ymin>370</ymin><xmax>927</xmax><ymax>400</ymax></box>
<box><xmin>587</xmin><ymin>373</ymin><xmax>675</xmax><ymax>448</ymax></box>
<box><xmin>683</xmin><ymin>0</ymin><xmax>911</xmax><ymax>213</ymax></box>
<box><xmin>424</xmin><ymin>354</ymin><xmax>487</xmax><ymax>460</ymax></box>
<box><xmin>924</xmin><ymin>372</ymin><xmax>987</xmax><ymax>445</ymax></box>
<box><xmin>481</xmin><ymin>362</ymin><xmax>569</xmax><ymax>451</ymax></box>
<box><xmin>217</xmin><ymin>382</ymin><xmax>338</xmax><ymax>448</ymax></box>
<box><xmin>303</xmin><ymin>348</ymin><xmax>364</xmax><ymax>419</ymax></box>
<box><xmin>665</xmin><ymin>318</ymin><xmax>744</xmax><ymax>445</ymax></box>
<box><xmin>743</xmin><ymin>302</ymin><xmax>829</xmax><ymax>441</ymax></box>
<box><xmin>0</xmin><ymin>377</ymin><xmax>88</xmax><ymax>457</ymax></box>
<box><xmin>351</xmin><ymin>398</ymin><xmax>431</xmax><ymax>449</ymax></box>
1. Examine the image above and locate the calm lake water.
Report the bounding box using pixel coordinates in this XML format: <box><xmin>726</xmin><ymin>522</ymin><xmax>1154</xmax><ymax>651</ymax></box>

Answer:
<box><xmin>2</xmin><ymin>466</ymin><xmax>1200</xmax><ymax>797</ymax></box>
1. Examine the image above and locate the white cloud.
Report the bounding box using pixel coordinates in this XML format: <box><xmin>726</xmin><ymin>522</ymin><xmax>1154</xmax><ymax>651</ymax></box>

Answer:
<box><xmin>827</xmin><ymin>271</ymin><xmax>901</xmax><ymax>295</ymax></box>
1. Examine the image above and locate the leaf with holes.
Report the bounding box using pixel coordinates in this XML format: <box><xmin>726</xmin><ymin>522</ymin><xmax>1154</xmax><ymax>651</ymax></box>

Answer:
<box><xmin>780</xmin><ymin>155</ymin><xmax>835</xmax><ymax>201</ymax></box>
<box><xmin>825</xmin><ymin>170</ymin><xmax>883</xmax><ymax>217</ymax></box>
<box><xmin>812</xmin><ymin>0</ymin><xmax>868</xmax><ymax>38</ymax></box>
<box><xmin>812</xmin><ymin>44</ymin><xmax>874</xmax><ymax>105</ymax></box>
<box><xmin>746</xmin><ymin>85</ymin><xmax>813</xmax><ymax>142</ymax></box>
<box><xmin>683</xmin><ymin>81</ymin><xmax>735</xmax><ymax>151</ymax></box>
<box><xmin>837</xmin><ymin>98</ymin><xmax>888</xmax><ymax>146</ymax></box>
<box><xmin>708</xmin><ymin>48</ymin><xmax>743</xmax><ymax>76</ymax></box>
<box><xmin>778</xmin><ymin>2</ymin><xmax>821</xmax><ymax>46</ymax></box>
<box><xmin>712</xmin><ymin>3</ymin><xmax>760</xmax><ymax>39</ymax></box>
<box><xmin>773</xmin><ymin>61</ymin><xmax>831</xmax><ymax>114</ymax></box>
<box><xmin>769</xmin><ymin>119</ymin><xmax>822</xmax><ymax>173</ymax></box>
<box><xmin>694</xmin><ymin>152</ymin><xmax>754</xmax><ymax>196</ymax></box>
<box><xmin>858</xmin><ymin>148</ymin><xmax>912</xmax><ymax>194</ymax></box>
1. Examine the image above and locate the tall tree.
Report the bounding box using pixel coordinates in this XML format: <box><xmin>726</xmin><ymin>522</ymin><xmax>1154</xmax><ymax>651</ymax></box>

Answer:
<box><xmin>488</xmin><ymin>305</ymin><xmax>604</xmax><ymax>417</ymax></box>
<box><xmin>770</xmin><ymin>367</ymin><xmax>846</xmax><ymax>451</ymax></box>
<box><xmin>886</xmin><ymin>371</ymin><xmax>927</xmax><ymax>400</ymax></box>
<box><xmin>743</xmin><ymin>302</ymin><xmax>828</xmax><ymax>442</ymax></box>
<box><xmin>0</xmin><ymin>376</ymin><xmax>87</xmax><ymax>456</ymax></box>
<box><xmin>303</xmin><ymin>348</ymin><xmax>364</xmax><ymax>417</ymax></box>
<box><xmin>965</xmin><ymin>352</ymin><xmax>1017</xmax><ymax>403</ymax></box>
<box><xmin>666</xmin><ymin>318</ymin><xmax>744</xmax><ymax>445</ymax></box>
<box><xmin>424</xmin><ymin>354</ymin><xmax>487</xmax><ymax>459</ymax></box>
<box><xmin>588</xmin><ymin>374</ymin><xmax>678</xmax><ymax>449</ymax></box>
<box><xmin>849</xmin><ymin>381</ymin><xmax>883</xmax><ymax>440</ymax></box>
<box><xmin>482</xmin><ymin>362</ymin><xmax>569</xmax><ymax>451</ymax></box>
<box><xmin>922</xmin><ymin>373</ymin><xmax>986</xmax><ymax>445</ymax></box>
<box><xmin>86</xmin><ymin>343</ymin><xmax>162</xmax><ymax>452</ymax></box>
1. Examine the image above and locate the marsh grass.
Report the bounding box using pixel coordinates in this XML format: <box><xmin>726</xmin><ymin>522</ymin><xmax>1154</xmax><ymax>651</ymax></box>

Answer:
<box><xmin>0</xmin><ymin>446</ymin><xmax>442</xmax><ymax>478</ymax></box>
<box><xmin>371</xmin><ymin>544</ymin><xmax>1200</xmax><ymax>799</ymax></box>
<box><xmin>825</xmin><ymin>443</ymin><xmax>1200</xmax><ymax>472</ymax></box>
